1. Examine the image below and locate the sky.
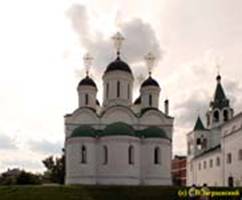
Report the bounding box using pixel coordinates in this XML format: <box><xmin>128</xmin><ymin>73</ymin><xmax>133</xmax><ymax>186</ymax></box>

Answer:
<box><xmin>0</xmin><ymin>0</ymin><xmax>242</xmax><ymax>172</ymax></box>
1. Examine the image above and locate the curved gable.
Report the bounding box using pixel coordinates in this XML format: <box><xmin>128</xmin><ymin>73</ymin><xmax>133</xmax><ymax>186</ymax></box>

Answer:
<box><xmin>101</xmin><ymin>105</ymin><xmax>137</xmax><ymax>124</ymax></box>
<box><xmin>71</xmin><ymin>107</ymin><xmax>99</xmax><ymax>124</ymax></box>
<box><xmin>140</xmin><ymin>109</ymin><xmax>167</xmax><ymax>126</ymax></box>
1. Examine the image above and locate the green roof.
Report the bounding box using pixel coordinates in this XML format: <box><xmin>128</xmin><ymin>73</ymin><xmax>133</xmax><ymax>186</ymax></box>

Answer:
<box><xmin>193</xmin><ymin>116</ymin><xmax>206</xmax><ymax>131</ymax></box>
<box><xmin>69</xmin><ymin>123</ymin><xmax>170</xmax><ymax>140</ymax></box>
<box><xmin>100</xmin><ymin>122</ymin><xmax>135</xmax><ymax>137</ymax></box>
<box><xmin>70</xmin><ymin>125</ymin><xmax>96</xmax><ymax>138</ymax></box>
<box><xmin>139</xmin><ymin>127</ymin><xmax>168</xmax><ymax>139</ymax></box>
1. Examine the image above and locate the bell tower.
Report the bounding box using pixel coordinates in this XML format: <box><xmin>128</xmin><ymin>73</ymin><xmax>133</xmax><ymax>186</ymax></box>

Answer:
<box><xmin>206</xmin><ymin>74</ymin><xmax>233</xmax><ymax>129</ymax></box>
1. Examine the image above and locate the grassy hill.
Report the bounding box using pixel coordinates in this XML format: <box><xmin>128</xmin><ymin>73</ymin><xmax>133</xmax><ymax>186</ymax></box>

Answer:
<box><xmin>0</xmin><ymin>185</ymin><xmax>181</xmax><ymax>200</ymax></box>
<box><xmin>0</xmin><ymin>185</ymin><xmax>241</xmax><ymax>200</ymax></box>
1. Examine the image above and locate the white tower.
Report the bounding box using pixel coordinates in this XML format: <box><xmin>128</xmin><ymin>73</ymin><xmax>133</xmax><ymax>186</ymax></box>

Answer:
<box><xmin>102</xmin><ymin>32</ymin><xmax>134</xmax><ymax>107</ymax></box>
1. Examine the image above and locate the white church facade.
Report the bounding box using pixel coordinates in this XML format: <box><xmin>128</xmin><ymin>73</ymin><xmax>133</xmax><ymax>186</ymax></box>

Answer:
<box><xmin>64</xmin><ymin>33</ymin><xmax>174</xmax><ymax>185</ymax></box>
<box><xmin>187</xmin><ymin>74</ymin><xmax>242</xmax><ymax>186</ymax></box>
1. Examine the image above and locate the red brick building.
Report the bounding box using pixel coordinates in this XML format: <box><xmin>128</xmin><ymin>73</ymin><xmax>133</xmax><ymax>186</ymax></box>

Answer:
<box><xmin>172</xmin><ymin>155</ymin><xmax>187</xmax><ymax>186</ymax></box>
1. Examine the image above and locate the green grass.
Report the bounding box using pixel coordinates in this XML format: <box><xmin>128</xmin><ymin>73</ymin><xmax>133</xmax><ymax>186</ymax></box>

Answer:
<box><xmin>0</xmin><ymin>185</ymin><xmax>241</xmax><ymax>200</ymax></box>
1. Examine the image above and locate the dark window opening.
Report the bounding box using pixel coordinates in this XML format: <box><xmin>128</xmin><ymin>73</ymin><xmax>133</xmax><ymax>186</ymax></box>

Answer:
<box><xmin>154</xmin><ymin>147</ymin><xmax>161</xmax><ymax>164</ymax></box>
<box><xmin>117</xmin><ymin>81</ymin><xmax>120</xmax><ymax>98</ymax></box>
<box><xmin>85</xmin><ymin>94</ymin><xmax>89</xmax><ymax>105</ymax></box>
<box><xmin>103</xmin><ymin>146</ymin><xmax>108</xmax><ymax>165</ymax></box>
<box><xmin>213</xmin><ymin>110</ymin><xmax>219</xmax><ymax>122</ymax></box>
<box><xmin>149</xmin><ymin>94</ymin><xmax>152</xmax><ymax>106</ymax></box>
<box><xmin>128</xmin><ymin>145</ymin><xmax>134</xmax><ymax>165</ymax></box>
<box><xmin>224</xmin><ymin>110</ymin><xmax>229</xmax><ymax>122</ymax></box>
<box><xmin>81</xmin><ymin>145</ymin><xmax>87</xmax><ymax>164</ymax></box>
<box><xmin>106</xmin><ymin>83</ymin><xmax>109</xmax><ymax>99</ymax></box>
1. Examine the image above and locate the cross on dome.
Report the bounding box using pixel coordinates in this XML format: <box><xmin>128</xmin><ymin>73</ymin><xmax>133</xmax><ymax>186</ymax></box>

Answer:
<box><xmin>83</xmin><ymin>52</ymin><xmax>94</xmax><ymax>77</ymax></box>
<box><xmin>112</xmin><ymin>32</ymin><xmax>125</xmax><ymax>57</ymax></box>
<box><xmin>144</xmin><ymin>52</ymin><xmax>156</xmax><ymax>76</ymax></box>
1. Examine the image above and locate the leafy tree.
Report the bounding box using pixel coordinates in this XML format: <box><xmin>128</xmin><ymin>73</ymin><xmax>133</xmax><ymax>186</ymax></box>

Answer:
<box><xmin>0</xmin><ymin>169</ymin><xmax>41</xmax><ymax>185</ymax></box>
<box><xmin>42</xmin><ymin>149</ymin><xmax>65</xmax><ymax>184</ymax></box>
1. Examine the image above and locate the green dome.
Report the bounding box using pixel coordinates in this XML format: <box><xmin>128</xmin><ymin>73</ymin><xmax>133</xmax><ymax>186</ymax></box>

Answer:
<box><xmin>101</xmin><ymin>122</ymin><xmax>135</xmax><ymax>137</ymax></box>
<box><xmin>140</xmin><ymin>127</ymin><xmax>168</xmax><ymax>139</ymax></box>
<box><xmin>70</xmin><ymin>125</ymin><xmax>96</xmax><ymax>138</ymax></box>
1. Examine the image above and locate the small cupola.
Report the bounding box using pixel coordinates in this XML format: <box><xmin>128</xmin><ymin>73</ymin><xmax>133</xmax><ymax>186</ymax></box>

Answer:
<box><xmin>140</xmin><ymin>52</ymin><xmax>161</xmax><ymax>109</ymax></box>
<box><xmin>77</xmin><ymin>53</ymin><xmax>98</xmax><ymax>110</ymax></box>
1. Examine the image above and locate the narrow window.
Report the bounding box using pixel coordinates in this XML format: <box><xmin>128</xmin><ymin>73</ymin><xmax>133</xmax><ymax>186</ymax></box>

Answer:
<box><xmin>128</xmin><ymin>145</ymin><xmax>134</xmax><ymax>165</ymax></box>
<box><xmin>154</xmin><ymin>147</ymin><xmax>161</xmax><ymax>164</ymax></box>
<box><xmin>207</xmin><ymin>115</ymin><xmax>210</xmax><ymax>126</ymax></box>
<box><xmin>149</xmin><ymin>94</ymin><xmax>152</xmax><ymax>106</ymax></box>
<box><xmin>103</xmin><ymin>146</ymin><xmax>108</xmax><ymax>165</ymax></box>
<box><xmin>85</xmin><ymin>94</ymin><xmax>89</xmax><ymax>105</ymax></box>
<box><xmin>106</xmin><ymin>83</ymin><xmax>109</xmax><ymax>99</ymax></box>
<box><xmin>81</xmin><ymin>145</ymin><xmax>87</xmax><ymax>164</ymax></box>
<box><xmin>227</xmin><ymin>153</ymin><xmax>232</xmax><ymax>164</ymax></box>
<box><xmin>216</xmin><ymin>157</ymin><xmax>220</xmax><ymax>166</ymax></box>
<box><xmin>198</xmin><ymin>163</ymin><xmax>201</xmax><ymax>170</ymax></box>
<box><xmin>238</xmin><ymin>149</ymin><xmax>242</xmax><ymax>161</ymax></box>
<box><xmin>203</xmin><ymin>161</ymin><xmax>207</xmax><ymax>169</ymax></box>
<box><xmin>127</xmin><ymin>84</ymin><xmax>130</xmax><ymax>99</ymax></box>
<box><xmin>117</xmin><ymin>81</ymin><xmax>120</xmax><ymax>97</ymax></box>
<box><xmin>209</xmin><ymin>159</ymin><xmax>213</xmax><ymax>168</ymax></box>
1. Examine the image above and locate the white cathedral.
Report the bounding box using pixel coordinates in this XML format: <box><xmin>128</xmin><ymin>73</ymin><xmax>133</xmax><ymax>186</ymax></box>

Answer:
<box><xmin>64</xmin><ymin>33</ymin><xmax>174</xmax><ymax>185</ymax></box>
<box><xmin>187</xmin><ymin>74</ymin><xmax>242</xmax><ymax>186</ymax></box>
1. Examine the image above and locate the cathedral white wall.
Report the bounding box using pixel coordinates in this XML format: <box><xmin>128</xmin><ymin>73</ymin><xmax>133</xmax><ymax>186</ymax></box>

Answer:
<box><xmin>141</xmin><ymin>139</ymin><xmax>172</xmax><ymax>185</ymax></box>
<box><xmin>97</xmin><ymin>136</ymin><xmax>140</xmax><ymax>185</ymax></box>
<box><xmin>65</xmin><ymin>137</ymin><xmax>96</xmax><ymax>185</ymax></box>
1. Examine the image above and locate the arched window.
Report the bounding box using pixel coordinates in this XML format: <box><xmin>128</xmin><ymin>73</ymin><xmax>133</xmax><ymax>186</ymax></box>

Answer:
<box><xmin>227</xmin><ymin>153</ymin><xmax>232</xmax><ymax>164</ymax></box>
<box><xmin>128</xmin><ymin>145</ymin><xmax>134</xmax><ymax>165</ymax></box>
<box><xmin>117</xmin><ymin>81</ymin><xmax>120</xmax><ymax>97</ymax></box>
<box><xmin>149</xmin><ymin>94</ymin><xmax>152</xmax><ymax>106</ymax></box>
<box><xmin>106</xmin><ymin>83</ymin><xmax>109</xmax><ymax>99</ymax></box>
<box><xmin>238</xmin><ymin>149</ymin><xmax>242</xmax><ymax>161</ymax></box>
<box><xmin>154</xmin><ymin>147</ymin><xmax>161</xmax><ymax>164</ymax></box>
<box><xmin>207</xmin><ymin>115</ymin><xmax>210</xmax><ymax>126</ymax></box>
<box><xmin>85</xmin><ymin>94</ymin><xmax>89</xmax><ymax>105</ymax></box>
<box><xmin>81</xmin><ymin>145</ymin><xmax>87</xmax><ymax>164</ymax></box>
<box><xmin>127</xmin><ymin>84</ymin><xmax>130</xmax><ymax>99</ymax></box>
<box><xmin>224</xmin><ymin>110</ymin><xmax>229</xmax><ymax>122</ymax></box>
<box><xmin>213</xmin><ymin>110</ymin><xmax>219</xmax><ymax>122</ymax></box>
<box><xmin>103</xmin><ymin>146</ymin><xmax>108</xmax><ymax>165</ymax></box>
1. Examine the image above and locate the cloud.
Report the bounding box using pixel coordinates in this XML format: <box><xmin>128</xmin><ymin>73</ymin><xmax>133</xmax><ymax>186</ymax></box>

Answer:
<box><xmin>67</xmin><ymin>4</ymin><xmax>161</xmax><ymax>74</ymax></box>
<box><xmin>28</xmin><ymin>139</ymin><xmax>63</xmax><ymax>155</ymax></box>
<box><xmin>0</xmin><ymin>134</ymin><xmax>17</xmax><ymax>150</ymax></box>
<box><xmin>1</xmin><ymin>160</ymin><xmax>42</xmax><ymax>172</ymax></box>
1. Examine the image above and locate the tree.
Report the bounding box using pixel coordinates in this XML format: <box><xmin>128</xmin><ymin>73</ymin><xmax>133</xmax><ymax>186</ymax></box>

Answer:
<box><xmin>42</xmin><ymin>149</ymin><xmax>65</xmax><ymax>184</ymax></box>
<box><xmin>0</xmin><ymin>169</ymin><xmax>41</xmax><ymax>185</ymax></box>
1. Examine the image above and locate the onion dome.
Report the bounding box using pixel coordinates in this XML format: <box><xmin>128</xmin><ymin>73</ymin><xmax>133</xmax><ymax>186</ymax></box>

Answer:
<box><xmin>134</xmin><ymin>96</ymin><xmax>141</xmax><ymax>105</ymax></box>
<box><xmin>140</xmin><ymin>127</ymin><xmax>168</xmax><ymax>139</ymax></box>
<box><xmin>141</xmin><ymin>76</ymin><xmax>160</xmax><ymax>88</ymax></box>
<box><xmin>78</xmin><ymin>76</ymin><xmax>97</xmax><ymax>88</ymax></box>
<box><xmin>70</xmin><ymin>125</ymin><xmax>96</xmax><ymax>138</ymax></box>
<box><xmin>100</xmin><ymin>122</ymin><xmax>135</xmax><ymax>137</ymax></box>
<box><xmin>104</xmin><ymin>57</ymin><xmax>132</xmax><ymax>75</ymax></box>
